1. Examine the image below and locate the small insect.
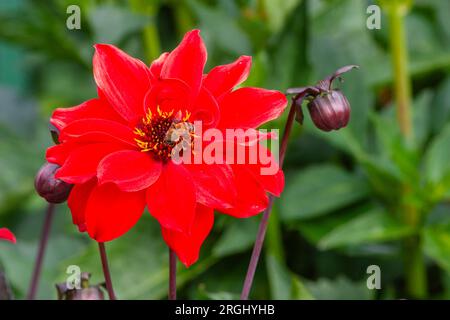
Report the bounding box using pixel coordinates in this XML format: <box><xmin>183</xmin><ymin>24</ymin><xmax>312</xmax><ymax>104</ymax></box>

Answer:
<box><xmin>164</xmin><ymin>121</ymin><xmax>195</xmax><ymax>149</ymax></box>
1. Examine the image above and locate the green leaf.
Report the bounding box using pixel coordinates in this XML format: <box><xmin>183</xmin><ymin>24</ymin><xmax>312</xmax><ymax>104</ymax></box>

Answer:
<box><xmin>412</xmin><ymin>90</ymin><xmax>433</xmax><ymax>150</ymax></box>
<box><xmin>265</xmin><ymin>254</ymin><xmax>291</xmax><ymax>299</ymax></box>
<box><xmin>200</xmin><ymin>290</ymin><xmax>239</xmax><ymax>300</ymax></box>
<box><xmin>318</xmin><ymin>208</ymin><xmax>414</xmax><ymax>250</ymax></box>
<box><xmin>265</xmin><ymin>254</ymin><xmax>314</xmax><ymax>300</ymax></box>
<box><xmin>430</xmin><ymin>76</ymin><xmax>450</xmax><ymax>135</ymax></box>
<box><xmin>304</xmin><ymin>276</ymin><xmax>373</xmax><ymax>300</ymax></box>
<box><xmin>359</xmin><ymin>156</ymin><xmax>403</xmax><ymax>203</ymax></box>
<box><xmin>213</xmin><ymin>217</ymin><xmax>259</xmax><ymax>258</ymax></box>
<box><xmin>291</xmin><ymin>275</ymin><xmax>315</xmax><ymax>300</ymax></box>
<box><xmin>424</xmin><ymin>123</ymin><xmax>450</xmax><ymax>187</ymax></box>
<box><xmin>261</xmin><ymin>0</ymin><xmax>302</xmax><ymax>34</ymax></box>
<box><xmin>423</xmin><ymin>223</ymin><xmax>450</xmax><ymax>274</ymax></box>
<box><xmin>280</xmin><ymin>165</ymin><xmax>370</xmax><ymax>221</ymax></box>
<box><xmin>297</xmin><ymin>206</ymin><xmax>363</xmax><ymax>245</ymax></box>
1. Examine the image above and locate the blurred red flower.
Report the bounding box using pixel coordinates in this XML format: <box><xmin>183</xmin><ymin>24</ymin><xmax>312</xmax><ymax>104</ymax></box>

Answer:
<box><xmin>0</xmin><ymin>228</ymin><xmax>16</xmax><ymax>244</ymax></box>
<box><xmin>46</xmin><ymin>30</ymin><xmax>286</xmax><ymax>266</ymax></box>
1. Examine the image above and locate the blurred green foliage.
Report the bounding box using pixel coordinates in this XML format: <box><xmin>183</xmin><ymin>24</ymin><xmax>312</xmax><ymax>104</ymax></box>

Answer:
<box><xmin>0</xmin><ymin>0</ymin><xmax>449</xmax><ymax>300</ymax></box>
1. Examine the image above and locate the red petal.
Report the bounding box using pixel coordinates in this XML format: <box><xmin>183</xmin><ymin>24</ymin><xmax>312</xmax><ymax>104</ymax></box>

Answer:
<box><xmin>93</xmin><ymin>44</ymin><xmax>152</xmax><ymax>122</ymax></box>
<box><xmin>59</xmin><ymin>118</ymin><xmax>136</xmax><ymax>147</ymax></box>
<box><xmin>0</xmin><ymin>228</ymin><xmax>16</xmax><ymax>244</ymax></box>
<box><xmin>85</xmin><ymin>183</ymin><xmax>146</xmax><ymax>242</ymax></box>
<box><xmin>161</xmin><ymin>30</ymin><xmax>207</xmax><ymax>97</ymax></box>
<box><xmin>161</xmin><ymin>204</ymin><xmax>214</xmax><ymax>267</ymax></box>
<box><xmin>50</xmin><ymin>98</ymin><xmax>125</xmax><ymax>131</ymax></box>
<box><xmin>191</xmin><ymin>87</ymin><xmax>220</xmax><ymax>129</ymax></box>
<box><xmin>202</xmin><ymin>129</ymin><xmax>276</xmax><ymax>165</ymax></box>
<box><xmin>47</xmin><ymin>142</ymin><xmax>76</xmax><ymax>166</ymax></box>
<box><xmin>146</xmin><ymin>162</ymin><xmax>196</xmax><ymax>233</ymax></box>
<box><xmin>248</xmin><ymin>166</ymin><xmax>284</xmax><ymax>197</ymax></box>
<box><xmin>243</xmin><ymin>145</ymin><xmax>285</xmax><ymax>197</ymax></box>
<box><xmin>98</xmin><ymin>150</ymin><xmax>162</xmax><ymax>192</ymax></box>
<box><xmin>67</xmin><ymin>179</ymin><xmax>97</xmax><ymax>232</ymax></box>
<box><xmin>187</xmin><ymin>163</ymin><xmax>236</xmax><ymax>210</ymax></box>
<box><xmin>144</xmin><ymin>78</ymin><xmax>191</xmax><ymax>115</ymax></box>
<box><xmin>47</xmin><ymin>132</ymin><xmax>134</xmax><ymax>166</ymax></box>
<box><xmin>220</xmin><ymin>165</ymin><xmax>268</xmax><ymax>218</ymax></box>
<box><xmin>218</xmin><ymin>87</ymin><xmax>288</xmax><ymax>129</ymax></box>
<box><xmin>56</xmin><ymin>143</ymin><xmax>124</xmax><ymax>184</ymax></box>
<box><xmin>149</xmin><ymin>52</ymin><xmax>169</xmax><ymax>79</ymax></box>
<box><xmin>203</xmin><ymin>55</ymin><xmax>252</xmax><ymax>100</ymax></box>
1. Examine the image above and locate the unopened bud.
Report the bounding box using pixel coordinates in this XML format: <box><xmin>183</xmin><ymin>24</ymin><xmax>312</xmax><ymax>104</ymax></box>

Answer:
<box><xmin>307</xmin><ymin>90</ymin><xmax>350</xmax><ymax>131</ymax></box>
<box><xmin>35</xmin><ymin>162</ymin><xmax>73</xmax><ymax>203</ymax></box>
<box><xmin>56</xmin><ymin>272</ymin><xmax>105</xmax><ymax>300</ymax></box>
<box><xmin>287</xmin><ymin>65</ymin><xmax>358</xmax><ymax>132</ymax></box>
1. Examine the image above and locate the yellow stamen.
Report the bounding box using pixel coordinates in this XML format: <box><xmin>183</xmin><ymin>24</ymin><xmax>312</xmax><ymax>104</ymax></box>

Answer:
<box><xmin>133</xmin><ymin>128</ymin><xmax>145</xmax><ymax>137</ymax></box>
<box><xmin>145</xmin><ymin>110</ymin><xmax>152</xmax><ymax>123</ymax></box>
<box><xmin>183</xmin><ymin>111</ymin><xmax>191</xmax><ymax>121</ymax></box>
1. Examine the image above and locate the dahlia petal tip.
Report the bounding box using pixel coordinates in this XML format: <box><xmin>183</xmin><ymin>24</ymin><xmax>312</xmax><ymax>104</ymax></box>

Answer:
<box><xmin>77</xmin><ymin>223</ymin><xmax>87</xmax><ymax>233</ymax></box>
<box><xmin>93</xmin><ymin>43</ymin><xmax>108</xmax><ymax>51</ymax></box>
<box><xmin>0</xmin><ymin>228</ymin><xmax>16</xmax><ymax>244</ymax></box>
<box><xmin>239</xmin><ymin>55</ymin><xmax>252</xmax><ymax>63</ymax></box>
<box><xmin>181</xmin><ymin>259</ymin><xmax>194</xmax><ymax>268</ymax></box>
<box><xmin>188</xmin><ymin>29</ymin><xmax>201</xmax><ymax>37</ymax></box>
<box><xmin>93</xmin><ymin>43</ymin><xmax>120</xmax><ymax>57</ymax></box>
<box><xmin>183</xmin><ymin>29</ymin><xmax>204</xmax><ymax>44</ymax></box>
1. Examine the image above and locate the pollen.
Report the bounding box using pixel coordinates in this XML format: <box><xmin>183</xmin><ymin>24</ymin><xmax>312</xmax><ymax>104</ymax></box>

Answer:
<box><xmin>134</xmin><ymin>107</ymin><xmax>195</xmax><ymax>161</ymax></box>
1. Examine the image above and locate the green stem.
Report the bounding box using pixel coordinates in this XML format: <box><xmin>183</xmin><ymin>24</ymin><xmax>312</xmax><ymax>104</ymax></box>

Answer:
<box><xmin>388</xmin><ymin>1</ymin><xmax>413</xmax><ymax>140</ymax></box>
<box><xmin>403</xmin><ymin>233</ymin><xmax>427</xmax><ymax>298</ymax></box>
<box><xmin>386</xmin><ymin>0</ymin><xmax>427</xmax><ymax>298</ymax></box>
<box><xmin>265</xmin><ymin>204</ymin><xmax>285</xmax><ymax>263</ymax></box>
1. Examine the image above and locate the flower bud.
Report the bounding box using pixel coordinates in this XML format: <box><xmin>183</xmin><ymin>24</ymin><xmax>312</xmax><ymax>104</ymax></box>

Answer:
<box><xmin>307</xmin><ymin>90</ymin><xmax>350</xmax><ymax>131</ymax></box>
<box><xmin>56</xmin><ymin>272</ymin><xmax>105</xmax><ymax>300</ymax></box>
<box><xmin>287</xmin><ymin>65</ymin><xmax>358</xmax><ymax>131</ymax></box>
<box><xmin>35</xmin><ymin>162</ymin><xmax>73</xmax><ymax>203</ymax></box>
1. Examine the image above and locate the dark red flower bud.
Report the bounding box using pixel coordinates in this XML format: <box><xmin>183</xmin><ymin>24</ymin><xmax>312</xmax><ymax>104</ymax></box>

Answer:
<box><xmin>56</xmin><ymin>272</ymin><xmax>105</xmax><ymax>300</ymax></box>
<box><xmin>287</xmin><ymin>65</ymin><xmax>358</xmax><ymax>132</ymax></box>
<box><xmin>35</xmin><ymin>162</ymin><xmax>73</xmax><ymax>203</ymax></box>
<box><xmin>307</xmin><ymin>90</ymin><xmax>350</xmax><ymax>131</ymax></box>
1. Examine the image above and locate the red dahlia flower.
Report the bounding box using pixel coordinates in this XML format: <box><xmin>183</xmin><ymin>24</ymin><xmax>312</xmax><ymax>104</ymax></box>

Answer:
<box><xmin>46</xmin><ymin>30</ymin><xmax>287</xmax><ymax>267</ymax></box>
<box><xmin>0</xmin><ymin>228</ymin><xmax>16</xmax><ymax>244</ymax></box>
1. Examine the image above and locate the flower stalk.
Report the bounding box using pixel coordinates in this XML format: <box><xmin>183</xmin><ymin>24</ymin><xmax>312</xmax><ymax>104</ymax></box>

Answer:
<box><xmin>98</xmin><ymin>242</ymin><xmax>116</xmax><ymax>300</ymax></box>
<box><xmin>27</xmin><ymin>203</ymin><xmax>55</xmax><ymax>300</ymax></box>
<box><xmin>385</xmin><ymin>0</ymin><xmax>427</xmax><ymax>298</ymax></box>
<box><xmin>241</xmin><ymin>65</ymin><xmax>358</xmax><ymax>299</ymax></box>
<box><xmin>387</xmin><ymin>1</ymin><xmax>413</xmax><ymax>140</ymax></box>
<box><xmin>169</xmin><ymin>249</ymin><xmax>177</xmax><ymax>300</ymax></box>
<box><xmin>240</xmin><ymin>99</ymin><xmax>297</xmax><ymax>300</ymax></box>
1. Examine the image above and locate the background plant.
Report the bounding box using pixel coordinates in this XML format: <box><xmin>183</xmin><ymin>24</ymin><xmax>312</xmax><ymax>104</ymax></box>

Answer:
<box><xmin>0</xmin><ymin>0</ymin><xmax>449</xmax><ymax>299</ymax></box>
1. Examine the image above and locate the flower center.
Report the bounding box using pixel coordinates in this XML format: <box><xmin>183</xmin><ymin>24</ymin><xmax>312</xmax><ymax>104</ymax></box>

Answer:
<box><xmin>134</xmin><ymin>107</ymin><xmax>194</xmax><ymax>161</ymax></box>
